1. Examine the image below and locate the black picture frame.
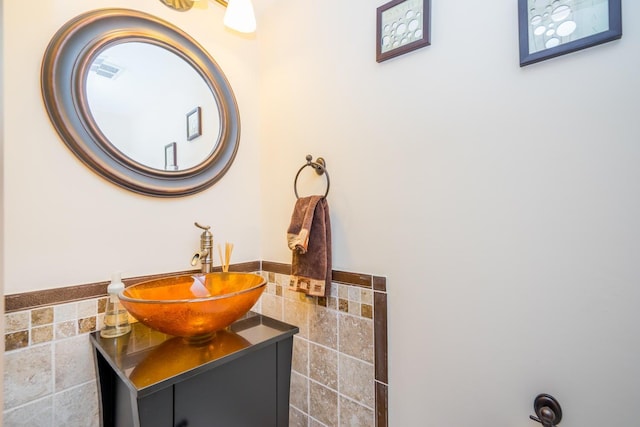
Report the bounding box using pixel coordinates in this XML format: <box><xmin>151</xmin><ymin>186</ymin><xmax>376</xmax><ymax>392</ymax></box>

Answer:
<box><xmin>518</xmin><ymin>0</ymin><xmax>622</xmax><ymax>67</ymax></box>
<box><xmin>186</xmin><ymin>107</ymin><xmax>202</xmax><ymax>141</ymax></box>
<box><xmin>376</xmin><ymin>0</ymin><xmax>430</xmax><ymax>63</ymax></box>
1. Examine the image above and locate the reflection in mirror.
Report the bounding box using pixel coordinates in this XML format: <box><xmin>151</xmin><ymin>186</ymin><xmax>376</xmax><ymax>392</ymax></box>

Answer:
<box><xmin>86</xmin><ymin>42</ymin><xmax>221</xmax><ymax>171</ymax></box>
<box><xmin>41</xmin><ymin>9</ymin><xmax>240</xmax><ymax>197</ymax></box>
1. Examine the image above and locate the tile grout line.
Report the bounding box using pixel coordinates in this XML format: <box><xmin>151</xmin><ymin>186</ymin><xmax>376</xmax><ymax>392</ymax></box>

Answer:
<box><xmin>305</xmin><ymin>372</ymin><xmax>377</xmax><ymax>412</ymax></box>
<box><xmin>51</xmin><ymin>335</ymin><xmax>56</xmax><ymax>424</ymax></box>
<box><xmin>337</xmin><ymin>297</ymin><xmax>341</xmax><ymax>426</ymax></box>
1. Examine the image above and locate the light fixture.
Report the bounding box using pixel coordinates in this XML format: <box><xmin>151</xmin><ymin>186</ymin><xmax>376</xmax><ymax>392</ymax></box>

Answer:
<box><xmin>159</xmin><ymin>0</ymin><xmax>257</xmax><ymax>33</ymax></box>
<box><xmin>222</xmin><ymin>0</ymin><xmax>257</xmax><ymax>33</ymax></box>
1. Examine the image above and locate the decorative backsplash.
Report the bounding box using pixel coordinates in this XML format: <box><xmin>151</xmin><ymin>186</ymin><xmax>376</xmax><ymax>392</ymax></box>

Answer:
<box><xmin>260</xmin><ymin>262</ymin><xmax>388</xmax><ymax>427</ymax></box>
<box><xmin>3</xmin><ymin>297</ymin><xmax>105</xmax><ymax>425</ymax></box>
<box><xmin>3</xmin><ymin>262</ymin><xmax>388</xmax><ymax>427</ymax></box>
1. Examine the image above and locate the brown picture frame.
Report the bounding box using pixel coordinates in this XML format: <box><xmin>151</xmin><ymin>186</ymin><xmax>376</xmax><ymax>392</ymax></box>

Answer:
<box><xmin>376</xmin><ymin>0</ymin><xmax>430</xmax><ymax>63</ymax></box>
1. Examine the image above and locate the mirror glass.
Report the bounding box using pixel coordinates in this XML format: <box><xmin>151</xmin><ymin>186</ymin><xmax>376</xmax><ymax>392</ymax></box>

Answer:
<box><xmin>41</xmin><ymin>9</ymin><xmax>240</xmax><ymax>197</ymax></box>
<box><xmin>86</xmin><ymin>42</ymin><xmax>221</xmax><ymax>171</ymax></box>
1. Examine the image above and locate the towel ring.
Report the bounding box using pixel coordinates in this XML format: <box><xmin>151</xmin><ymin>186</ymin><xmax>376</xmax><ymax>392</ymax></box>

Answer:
<box><xmin>294</xmin><ymin>154</ymin><xmax>330</xmax><ymax>199</ymax></box>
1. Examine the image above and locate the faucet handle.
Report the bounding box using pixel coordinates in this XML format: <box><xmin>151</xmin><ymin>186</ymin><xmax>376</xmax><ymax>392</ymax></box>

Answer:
<box><xmin>194</xmin><ymin>222</ymin><xmax>210</xmax><ymax>231</ymax></box>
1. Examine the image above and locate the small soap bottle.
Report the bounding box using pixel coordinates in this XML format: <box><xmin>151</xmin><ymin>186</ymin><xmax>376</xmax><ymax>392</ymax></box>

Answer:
<box><xmin>101</xmin><ymin>272</ymin><xmax>131</xmax><ymax>338</ymax></box>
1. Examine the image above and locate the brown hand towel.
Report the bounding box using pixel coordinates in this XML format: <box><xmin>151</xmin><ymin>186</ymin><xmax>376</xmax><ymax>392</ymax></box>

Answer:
<box><xmin>287</xmin><ymin>195</ymin><xmax>331</xmax><ymax>297</ymax></box>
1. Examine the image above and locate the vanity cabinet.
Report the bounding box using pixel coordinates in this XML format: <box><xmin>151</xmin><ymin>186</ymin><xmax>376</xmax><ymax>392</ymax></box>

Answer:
<box><xmin>90</xmin><ymin>313</ymin><xmax>298</xmax><ymax>427</ymax></box>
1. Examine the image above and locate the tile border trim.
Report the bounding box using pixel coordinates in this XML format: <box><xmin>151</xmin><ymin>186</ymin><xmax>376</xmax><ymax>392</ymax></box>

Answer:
<box><xmin>262</xmin><ymin>261</ymin><xmax>387</xmax><ymax>291</ymax></box>
<box><xmin>4</xmin><ymin>261</ymin><xmax>261</xmax><ymax>313</ymax></box>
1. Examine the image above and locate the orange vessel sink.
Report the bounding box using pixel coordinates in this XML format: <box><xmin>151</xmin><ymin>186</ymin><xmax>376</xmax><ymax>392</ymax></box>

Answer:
<box><xmin>119</xmin><ymin>272</ymin><xmax>266</xmax><ymax>342</ymax></box>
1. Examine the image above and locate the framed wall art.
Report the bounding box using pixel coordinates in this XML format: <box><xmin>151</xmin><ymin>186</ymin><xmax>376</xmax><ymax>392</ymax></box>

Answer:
<box><xmin>186</xmin><ymin>106</ymin><xmax>202</xmax><ymax>141</ymax></box>
<box><xmin>165</xmin><ymin>142</ymin><xmax>177</xmax><ymax>171</ymax></box>
<box><xmin>518</xmin><ymin>0</ymin><xmax>622</xmax><ymax>66</ymax></box>
<box><xmin>376</xmin><ymin>0</ymin><xmax>430</xmax><ymax>63</ymax></box>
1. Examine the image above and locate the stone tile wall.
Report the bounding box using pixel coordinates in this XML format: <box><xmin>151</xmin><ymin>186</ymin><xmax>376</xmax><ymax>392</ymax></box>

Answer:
<box><xmin>3</xmin><ymin>266</ymin><xmax>388</xmax><ymax>427</ymax></box>
<box><xmin>255</xmin><ymin>271</ymin><xmax>387</xmax><ymax>427</ymax></box>
<box><xmin>3</xmin><ymin>298</ymin><xmax>105</xmax><ymax>426</ymax></box>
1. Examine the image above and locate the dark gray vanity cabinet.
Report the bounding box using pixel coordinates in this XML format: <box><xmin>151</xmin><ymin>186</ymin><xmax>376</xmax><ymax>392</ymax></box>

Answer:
<box><xmin>90</xmin><ymin>313</ymin><xmax>298</xmax><ymax>427</ymax></box>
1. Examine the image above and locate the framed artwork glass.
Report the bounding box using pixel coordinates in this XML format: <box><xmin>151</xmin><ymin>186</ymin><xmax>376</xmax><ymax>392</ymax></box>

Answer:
<box><xmin>518</xmin><ymin>0</ymin><xmax>622</xmax><ymax>66</ymax></box>
<box><xmin>376</xmin><ymin>0</ymin><xmax>430</xmax><ymax>63</ymax></box>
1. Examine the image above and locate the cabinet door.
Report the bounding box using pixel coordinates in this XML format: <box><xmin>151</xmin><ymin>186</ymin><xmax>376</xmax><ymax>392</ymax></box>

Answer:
<box><xmin>174</xmin><ymin>345</ymin><xmax>277</xmax><ymax>427</ymax></box>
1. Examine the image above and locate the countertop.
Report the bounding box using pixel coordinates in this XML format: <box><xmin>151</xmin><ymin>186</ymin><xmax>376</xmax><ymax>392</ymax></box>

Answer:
<box><xmin>90</xmin><ymin>312</ymin><xmax>299</xmax><ymax>398</ymax></box>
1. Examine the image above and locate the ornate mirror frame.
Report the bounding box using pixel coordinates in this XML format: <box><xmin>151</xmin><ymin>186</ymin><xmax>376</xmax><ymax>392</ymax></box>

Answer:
<box><xmin>41</xmin><ymin>9</ymin><xmax>240</xmax><ymax>197</ymax></box>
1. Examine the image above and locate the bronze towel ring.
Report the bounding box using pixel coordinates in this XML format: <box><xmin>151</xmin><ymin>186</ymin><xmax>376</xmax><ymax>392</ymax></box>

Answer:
<box><xmin>294</xmin><ymin>154</ymin><xmax>330</xmax><ymax>199</ymax></box>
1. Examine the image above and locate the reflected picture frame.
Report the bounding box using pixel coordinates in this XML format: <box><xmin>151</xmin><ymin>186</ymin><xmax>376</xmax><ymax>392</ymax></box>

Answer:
<box><xmin>165</xmin><ymin>142</ymin><xmax>177</xmax><ymax>171</ymax></box>
<box><xmin>376</xmin><ymin>0</ymin><xmax>430</xmax><ymax>63</ymax></box>
<box><xmin>186</xmin><ymin>106</ymin><xmax>202</xmax><ymax>141</ymax></box>
<box><xmin>518</xmin><ymin>0</ymin><xmax>622</xmax><ymax>67</ymax></box>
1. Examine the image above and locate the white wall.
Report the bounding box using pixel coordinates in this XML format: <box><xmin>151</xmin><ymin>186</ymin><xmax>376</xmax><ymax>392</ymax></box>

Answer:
<box><xmin>3</xmin><ymin>0</ymin><xmax>263</xmax><ymax>294</ymax></box>
<box><xmin>258</xmin><ymin>0</ymin><xmax>640</xmax><ymax>426</ymax></box>
<box><xmin>4</xmin><ymin>0</ymin><xmax>640</xmax><ymax>425</ymax></box>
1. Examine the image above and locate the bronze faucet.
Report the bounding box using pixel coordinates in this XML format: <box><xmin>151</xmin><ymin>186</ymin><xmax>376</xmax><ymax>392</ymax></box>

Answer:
<box><xmin>191</xmin><ymin>222</ymin><xmax>213</xmax><ymax>273</ymax></box>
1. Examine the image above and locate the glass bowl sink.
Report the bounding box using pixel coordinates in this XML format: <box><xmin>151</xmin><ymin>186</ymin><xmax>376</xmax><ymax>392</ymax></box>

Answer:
<box><xmin>119</xmin><ymin>272</ymin><xmax>266</xmax><ymax>342</ymax></box>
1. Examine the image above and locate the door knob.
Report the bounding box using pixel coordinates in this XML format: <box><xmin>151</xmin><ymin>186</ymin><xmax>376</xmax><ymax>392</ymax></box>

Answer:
<box><xmin>529</xmin><ymin>393</ymin><xmax>562</xmax><ymax>427</ymax></box>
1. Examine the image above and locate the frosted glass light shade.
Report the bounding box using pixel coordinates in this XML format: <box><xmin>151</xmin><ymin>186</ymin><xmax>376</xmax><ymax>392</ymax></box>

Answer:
<box><xmin>224</xmin><ymin>0</ymin><xmax>256</xmax><ymax>33</ymax></box>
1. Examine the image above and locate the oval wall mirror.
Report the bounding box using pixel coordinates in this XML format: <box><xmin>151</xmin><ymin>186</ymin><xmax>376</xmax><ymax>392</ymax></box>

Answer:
<box><xmin>41</xmin><ymin>9</ymin><xmax>240</xmax><ymax>197</ymax></box>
